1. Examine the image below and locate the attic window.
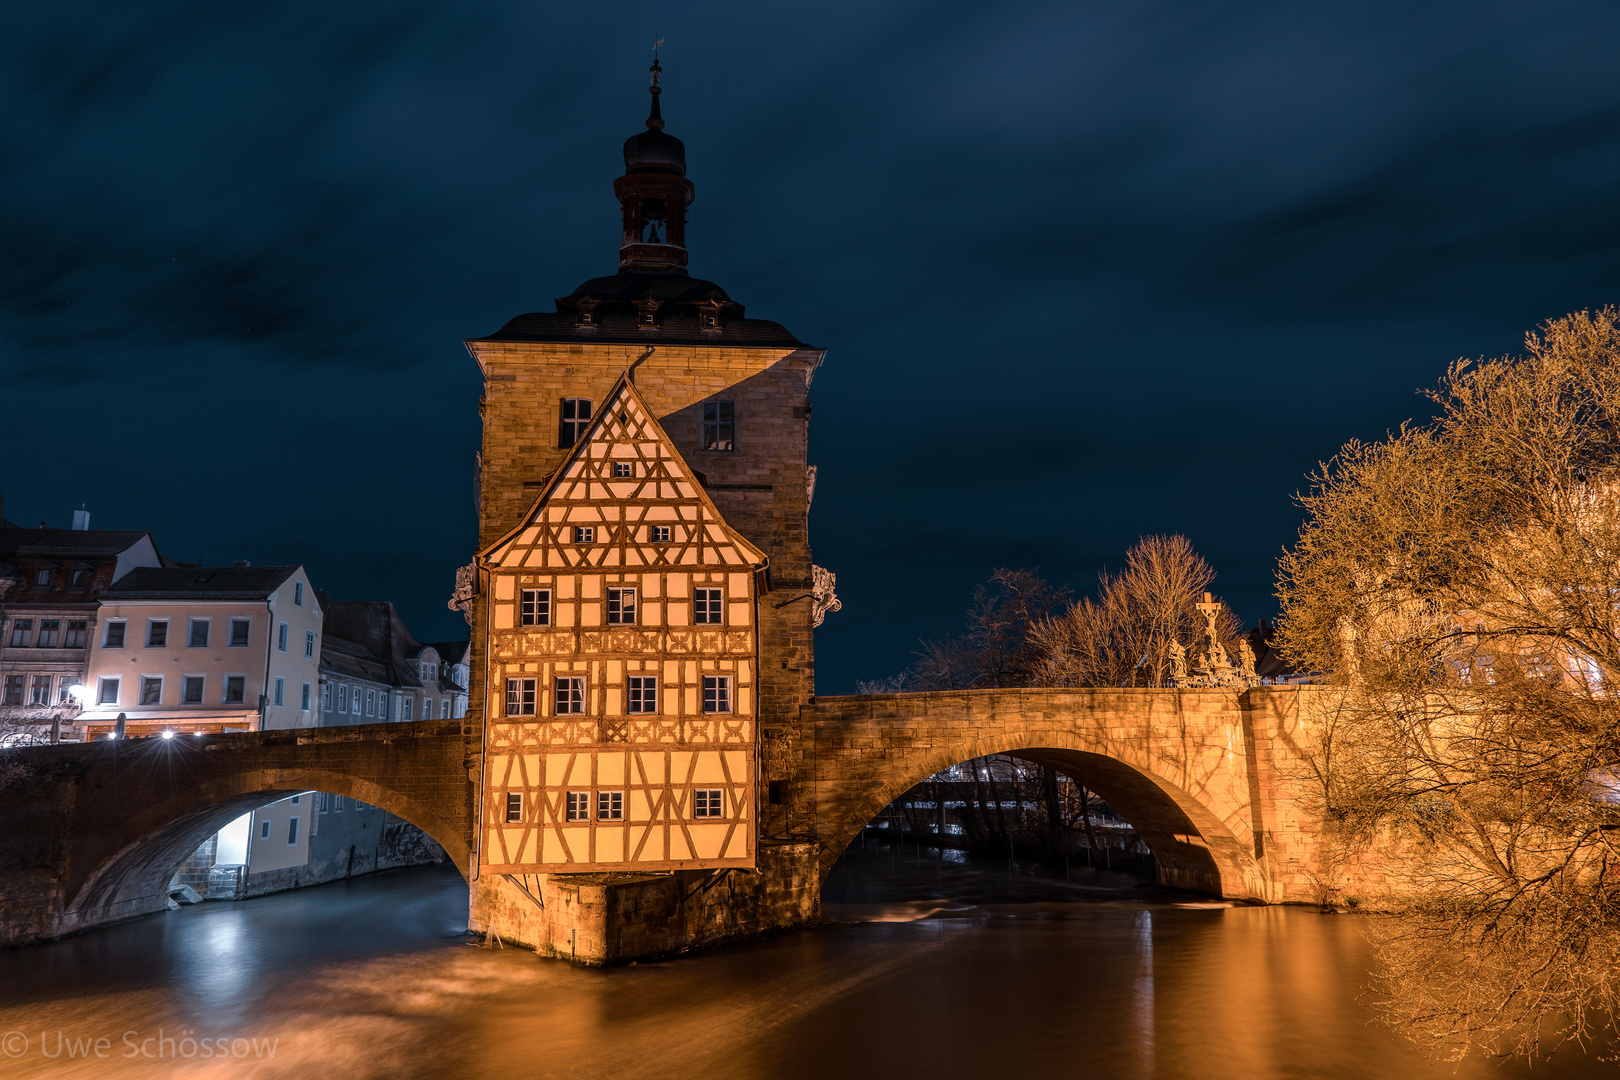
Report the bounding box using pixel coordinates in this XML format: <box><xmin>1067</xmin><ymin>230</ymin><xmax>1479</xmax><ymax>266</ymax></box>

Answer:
<box><xmin>637</xmin><ymin>297</ymin><xmax>660</xmax><ymax>328</ymax></box>
<box><xmin>613</xmin><ymin>462</ymin><xmax>633</xmax><ymax>478</ymax></box>
<box><xmin>574</xmin><ymin>298</ymin><xmax>600</xmax><ymax>328</ymax></box>
<box><xmin>699</xmin><ymin>298</ymin><xmax>724</xmax><ymax>332</ymax></box>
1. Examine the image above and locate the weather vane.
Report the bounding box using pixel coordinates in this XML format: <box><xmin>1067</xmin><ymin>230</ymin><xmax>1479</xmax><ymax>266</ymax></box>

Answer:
<box><xmin>651</xmin><ymin>36</ymin><xmax>664</xmax><ymax>86</ymax></box>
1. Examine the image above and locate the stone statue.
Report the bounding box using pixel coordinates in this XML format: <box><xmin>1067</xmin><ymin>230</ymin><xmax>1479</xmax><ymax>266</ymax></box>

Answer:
<box><xmin>811</xmin><ymin>564</ymin><xmax>842</xmax><ymax>628</ymax></box>
<box><xmin>448</xmin><ymin>563</ymin><xmax>476</xmax><ymax>627</ymax></box>
<box><xmin>1238</xmin><ymin>638</ymin><xmax>1257</xmax><ymax>680</ymax></box>
<box><xmin>1167</xmin><ymin>640</ymin><xmax>1188</xmax><ymax>685</ymax></box>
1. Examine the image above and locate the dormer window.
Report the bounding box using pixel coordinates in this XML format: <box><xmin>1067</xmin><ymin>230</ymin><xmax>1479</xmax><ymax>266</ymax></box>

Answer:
<box><xmin>699</xmin><ymin>297</ymin><xmax>724</xmax><ymax>332</ymax></box>
<box><xmin>637</xmin><ymin>297</ymin><xmax>661</xmax><ymax>329</ymax></box>
<box><xmin>32</xmin><ymin>569</ymin><xmax>52</xmax><ymax>588</ymax></box>
<box><xmin>575</xmin><ymin>297</ymin><xmax>600</xmax><ymax>328</ymax></box>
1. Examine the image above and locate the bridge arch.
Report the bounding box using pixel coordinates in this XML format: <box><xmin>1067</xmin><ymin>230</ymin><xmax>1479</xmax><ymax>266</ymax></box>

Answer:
<box><xmin>62</xmin><ymin>765</ymin><xmax>471</xmax><ymax>935</ymax></box>
<box><xmin>806</xmin><ymin>690</ymin><xmax>1272</xmax><ymax>902</ymax></box>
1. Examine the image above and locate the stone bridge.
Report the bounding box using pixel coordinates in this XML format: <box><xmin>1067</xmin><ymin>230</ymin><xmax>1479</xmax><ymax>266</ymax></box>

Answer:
<box><xmin>0</xmin><ymin>688</ymin><xmax>1342</xmax><ymax>956</ymax></box>
<box><xmin>0</xmin><ymin>721</ymin><xmax>474</xmax><ymax>946</ymax></box>
<box><xmin>794</xmin><ymin>685</ymin><xmax>1331</xmax><ymax>905</ymax></box>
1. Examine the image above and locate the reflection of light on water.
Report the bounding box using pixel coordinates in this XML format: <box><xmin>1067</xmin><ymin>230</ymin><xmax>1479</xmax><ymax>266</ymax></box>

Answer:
<box><xmin>941</xmin><ymin>849</ymin><xmax>967</xmax><ymax>863</ymax></box>
<box><xmin>1134</xmin><ymin>909</ymin><xmax>1154</xmax><ymax>1075</ymax></box>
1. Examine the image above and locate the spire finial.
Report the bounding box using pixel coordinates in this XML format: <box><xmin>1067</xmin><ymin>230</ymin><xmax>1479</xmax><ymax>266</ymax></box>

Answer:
<box><xmin>647</xmin><ymin>38</ymin><xmax>665</xmax><ymax>130</ymax></box>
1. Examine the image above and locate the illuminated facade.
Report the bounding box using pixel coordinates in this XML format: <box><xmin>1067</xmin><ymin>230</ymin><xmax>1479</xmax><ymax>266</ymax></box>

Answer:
<box><xmin>467</xmin><ymin>60</ymin><xmax>830</xmax><ymax>877</ymax></box>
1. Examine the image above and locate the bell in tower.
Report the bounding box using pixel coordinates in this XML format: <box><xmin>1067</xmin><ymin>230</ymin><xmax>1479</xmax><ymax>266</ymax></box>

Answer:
<box><xmin>615</xmin><ymin>58</ymin><xmax>694</xmax><ymax>273</ymax></box>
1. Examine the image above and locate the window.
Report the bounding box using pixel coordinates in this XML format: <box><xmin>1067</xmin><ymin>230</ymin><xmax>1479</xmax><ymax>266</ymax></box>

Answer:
<box><xmin>97</xmin><ymin>676</ymin><xmax>119</xmax><ymax>705</ymax></box>
<box><xmin>338</xmin><ymin>685</ymin><xmax>348</xmax><ymax>713</ymax></box>
<box><xmin>29</xmin><ymin>675</ymin><xmax>52</xmax><ymax>706</ymax></box>
<box><xmin>228</xmin><ymin>619</ymin><xmax>249</xmax><ymax>648</ymax></box>
<box><xmin>573</xmin><ymin>526</ymin><xmax>595</xmax><ymax>543</ymax></box>
<box><xmin>277</xmin><ymin>623</ymin><xmax>289</xmax><ymax>653</ymax></box>
<box><xmin>402</xmin><ymin>697</ymin><xmax>413</xmax><ymax>720</ymax></box>
<box><xmin>223</xmin><ymin>675</ymin><xmax>245</xmax><ymax>704</ymax></box>
<box><xmin>260</xmin><ymin>820</ymin><xmax>271</xmax><ymax>839</ymax></box>
<box><xmin>565</xmin><ymin>791</ymin><xmax>590</xmax><ymax>822</ymax></box>
<box><xmin>64</xmin><ymin>621</ymin><xmax>86</xmax><ymax>648</ymax></box>
<box><xmin>378</xmin><ymin>692</ymin><xmax>389</xmax><ymax>721</ymax></box>
<box><xmin>274</xmin><ymin>677</ymin><xmax>285</xmax><ymax>707</ymax></box>
<box><xmin>2</xmin><ymin>676</ymin><xmax>23</xmax><ymax>705</ymax></box>
<box><xmin>9</xmin><ymin>619</ymin><xmax>32</xmax><ymax>647</ymax></box>
<box><xmin>694</xmin><ymin>588</ymin><xmax>723</xmax><ymax>625</ymax></box>
<box><xmin>702</xmin><ymin>401</ymin><xmax>735</xmax><ymax>451</ymax></box>
<box><xmin>606</xmin><ymin>588</ymin><xmax>636</xmax><ymax>625</ymax></box>
<box><xmin>422</xmin><ymin>661</ymin><xmax>435</xmax><ymax>681</ymax></box>
<box><xmin>294</xmin><ymin>582</ymin><xmax>303</xmax><ymax>606</ymax></box>
<box><xmin>520</xmin><ymin>589</ymin><xmax>551</xmax><ymax>626</ymax></box>
<box><xmin>140</xmin><ymin>677</ymin><xmax>162</xmax><ymax>705</ymax></box>
<box><xmin>650</xmin><ymin>525</ymin><xmax>671</xmax><ymax>543</ymax></box>
<box><xmin>145</xmin><ymin>620</ymin><xmax>168</xmax><ymax>649</ymax></box>
<box><xmin>703</xmin><ymin>676</ymin><xmax>732</xmax><ymax>714</ymax></box>
<box><xmin>559</xmin><ymin>398</ymin><xmax>593</xmax><ymax>447</ymax></box>
<box><xmin>103</xmin><ymin>621</ymin><xmax>126</xmax><ymax>648</ymax></box>
<box><xmin>365</xmin><ymin>689</ymin><xmax>375</xmax><ymax>716</ymax></box>
<box><xmin>290</xmin><ymin>794</ymin><xmax>299</xmax><ymax>805</ymax></box>
<box><xmin>506</xmin><ymin>678</ymin><xmax>537</xmax><ymax>716</ymax></box>
<box><xmin>33</xmin><ymin>568</ymin><xmax>52</xmax><ymax>587</ymax></box>
<box><xmin>305</xmin><ymin>630</ymin><xmax>315</xmax><ymax>659</ymax></box>
<box><xmin>693</xmin><ymin>789</ymin><xmax>724</xmax><ymax>819</ymax></box>
<box><xmin>322</xmin><ymin>683</ymin><xmax>331</xmax><ymax>709</ymax></box>
<box><xmin>188</xmin><ymin>619</ymin><xmax>210</xmax><ymax>648</ymax></box>
<box><xmin>183</xmin><ymin>676</ymin><xmax>205</xmax><ymax>704</ymax></box>
<box><xmin>627</xmin><ymin>676</ymin><xmax>658</xmax><ymax>714</ymax></box>
<box><xmin>69</xmin><ymin>568</ymin><xmax>90</xmax><ymax>587</ymax></box>
<box><xmin>613</xmin><ymin>462</ymin><xmax>633</xmax><ymax>478</ymax></box>
<box><xmin>597</xmin><ymin>791</ymin><xmax>624</xmax><ymax>821</ymax></box>
<box><xmin>555</xmin><ymin>677</ymin><xmax>585</xmax><ymax>715</ymax></box>
<box><xmin>287</xmin><ymin>817</ymin><xmax>299</xmax><ymax>845</ymax></box>
<box><xmin>57</xmin><ymin>678</ymin><xmax>73</xmax><ymax>704</ymax></box>
<box><xmin>301</xmin><ymin>682</ymin><xmax>311</xmax><ymax>710</ymax></box>
<box><xmin>36</xmin><ymin>619</ymin><xmax>60</xmax><ymax>647</ymax></box>
<box><xmin>333</xmin><ymin>796</ymin><xmax>344</xmax><ymax>813</ymax></box>
<box><xmin>505</xmin><ymin>793</ymin><xmax>523</xmax><ymax>823</ymax></box>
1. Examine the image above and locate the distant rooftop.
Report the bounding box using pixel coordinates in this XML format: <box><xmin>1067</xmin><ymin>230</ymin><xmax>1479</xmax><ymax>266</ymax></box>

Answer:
<box><xmin>105</xmin><ymin>565</ymin><xmax>300</xmax><ymax>601</ymax></box>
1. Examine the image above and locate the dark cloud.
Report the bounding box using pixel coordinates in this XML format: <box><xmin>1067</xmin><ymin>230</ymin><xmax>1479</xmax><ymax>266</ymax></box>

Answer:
<box><xmin>3</xmin><ymin>0</ymin><xmax>1620</xmax><ymax>689</ymax></box>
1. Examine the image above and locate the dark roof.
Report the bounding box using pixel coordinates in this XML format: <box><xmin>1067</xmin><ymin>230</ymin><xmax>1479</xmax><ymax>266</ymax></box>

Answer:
<box><xmin>472</xmin><ymin>272</ymin><xmax>809</xmax><ymax>349</ymax></box>
<box><xmin>104</xmin><ymin>565</ymin><xmax>299</xmax><ymax>600</ymax></box>
<box><xmin>320</xmin><ymin>598</ymin><xmax>427</xmax><ymax>688</ymax></box>
<box><xmin>0</xmin><ymin>527</ymin><xmax>154</xmax><ymax>561</ymax></box>
<box><xmin>427</xmin><ymin>641</ymin><xmax>469</xmax><ymax>664</ymax></box>
<box><xmin>320</xmin><ymin>635</ymin><xmax>395</xmax><ymax>685</ymax></box>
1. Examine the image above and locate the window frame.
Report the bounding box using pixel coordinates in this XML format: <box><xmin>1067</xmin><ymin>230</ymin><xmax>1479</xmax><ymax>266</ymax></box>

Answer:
<box><xmin>701</xmin><ymin>400</ymin><xmax>735</xmax><ymax>451</ymax></box>
<box><xmin>97</xmin><ymin>676</ymin><xmax>120</xmax><ymax>706</ymax></box>
<box><xmin>277</xmin><ymin>622</ymin><xmax>289</xmax><ymax>653</ymax></box>
<box><xmin>187</xmin><ymin>618</ymin><xmax>211</xmax><ymax>649</ymax></box>
<box><xmin>35</xmin><ymin>619</ymin><xmax>60</xmax><ymax>648</ymax></box>
<box><xmin>222</xmin><ymin>674</ymin><xmax>247</xmax><ymax>705</ymax></box>
<box><xmin>182</xmin><ymin>675</ymin><xmax>206</xmax><ymax>705</ymax></box>
<box><xmin>305</xmin><ymin>630</ymin><xmax>315</xmax><ymax>659</ymax></box>
<box><xmin>573</xmin><ymin>526</ymin><xmax>596</xmax><ymax>543</ymax></box>
<box><xmin>9</xmin><ymin>619</ymin><xmax>33</xmax><ymax>648</ymax></box>
<box><xmin>227</xmin><ymin>618</ymin><xmax>250</xmax><ymax>648</ymax></box>
<box><xmin>273</xmin><ymin>676</ymin><xmax>285</xmax><ymax>708</ymax></box>
<box><xmin>559</xmin><ymin>397</ymin><xmax>593</xmax><ymax>447</ymax></box>
<box><xmin>505</xmin><ymin>677</ymin><xmax>537</xmax><ymax>717</ymax></box>
<box><xmin>554</xmin><ymin>676</ymin><xmax>586</xmax><ymax>715</ymax></box>
<box><xmin>145</xmin><ymin>619</ymin><xmax>169</xmax><ymax>649</ymax></box>
<box><xmin>606</xmin><ymin>587</ymin><xmax>637</xmax><ymax>626</ymax></box>
<box><xmin>596</xmin><ymin>790</ymin><xmax>624</xmax><ymax>821</ymax></box>
<box><xmin>649</xmin><ymin>525</ymin><xmax>671</xmax><ymax>543</ymax></box>
<box><xmin>103</xmin><ymin>620</ymin><xmax>126</xmax><ymax>649</ymax></box>
<box><xmin>565</xmin><ymin>791</ymin><xmax>590</xmax><ymax>822</ymax></box>
<box><xmin>694</xmin><ymin>588</ymin><xmax>724</xmax><ymax>625</ymax></box>
<box><xmin>693</xmin><ymin>788</ymin><xmax>724</xmax><ymax>819</ymax></box>
<box><xmin>703</xmin><ymin>675</ymin><xmax>733</xmax><ymax>714</ymax></box>
<box><xmin>139</xmin><ymin>675</ymin><xmax>163</xmax><ymax>706</ymax></box>
<box><xmin>519</xmin><ymin>588</ymin><xmax>551</xmax><ymax>627</ymax></box>
<box><xmin>627</xmin><ymin>675</ymin><xmax>658</xmax><ymax>714</ymax></box>
<box><xmin>504</xmin><ymin>792</ymin><xmax>523</xmax><ymax>823</ymax></box>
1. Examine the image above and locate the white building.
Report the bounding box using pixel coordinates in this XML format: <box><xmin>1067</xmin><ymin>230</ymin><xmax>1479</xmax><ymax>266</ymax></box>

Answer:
<box><xmin>78</xmin><ymin>564</ymin><xmax>322</xmax><ymax>736</ymax></box>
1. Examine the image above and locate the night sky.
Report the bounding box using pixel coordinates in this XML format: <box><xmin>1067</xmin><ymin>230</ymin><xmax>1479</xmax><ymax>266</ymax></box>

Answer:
<box><xmin>4</xmin><ymin>2</ymin><xmax>1620</xmax><ymax>691</ymax></box>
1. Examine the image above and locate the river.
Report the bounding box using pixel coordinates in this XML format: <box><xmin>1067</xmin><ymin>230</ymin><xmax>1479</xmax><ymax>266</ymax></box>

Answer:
<box><xmin>0</xmin><ymin>844</ymin><xmax>1612</xmax><ymax>1079</ymax></box>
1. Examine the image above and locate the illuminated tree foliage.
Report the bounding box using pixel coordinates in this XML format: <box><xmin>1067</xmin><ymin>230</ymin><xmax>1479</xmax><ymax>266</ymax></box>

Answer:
<box><xmin>1277</xmin><ymin>308</ymin><xmax>1620</xmax><ymax>1061</ymax></box>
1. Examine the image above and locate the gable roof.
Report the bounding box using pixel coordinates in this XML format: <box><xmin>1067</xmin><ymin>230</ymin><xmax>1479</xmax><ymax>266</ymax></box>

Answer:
<box><xmin>481</xmin><ymin>374</ymin><xmax>768</xmax><ymax>572</ymax></box>
<box><xmin>104</xmin><ymin>565</ymin><xmax>300</xmax><ymax>601</ymax></box>
<box><xmin>0</xmin><ymin>527</ymin><xmax>156</xmax><ymax>562</ymax></box>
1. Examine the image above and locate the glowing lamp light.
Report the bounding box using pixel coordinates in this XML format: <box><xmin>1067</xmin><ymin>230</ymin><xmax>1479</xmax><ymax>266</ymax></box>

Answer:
<box><xmin>160</xmin><ymin>731</ymin><xmax>176</xmax><ymax>740</ymax></box>
<box><xmin>66</xmin><ymin>684</ymin><xmax>90</xmax><ymax>705</ymax></box>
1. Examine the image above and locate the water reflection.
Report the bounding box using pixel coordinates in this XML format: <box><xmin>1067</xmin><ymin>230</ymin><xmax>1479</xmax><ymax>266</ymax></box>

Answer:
<box><xmin>0</xmin><ymin>853</ymin><xmax>1612</xmax><ymax>1078</ymax></box>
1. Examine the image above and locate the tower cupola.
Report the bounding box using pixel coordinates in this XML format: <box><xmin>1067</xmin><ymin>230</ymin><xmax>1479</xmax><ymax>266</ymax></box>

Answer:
<box><xmin>615</xmin><ymin>58</ymin><xmax>695</xmax><ymax>274</ymax></box>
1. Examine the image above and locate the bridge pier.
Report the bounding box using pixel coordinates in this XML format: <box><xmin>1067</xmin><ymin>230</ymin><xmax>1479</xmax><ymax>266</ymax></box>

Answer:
<box><xmin>469</xmin><ymin>841</ymin><xmax>820</xmax><ymax>965</ymax></box>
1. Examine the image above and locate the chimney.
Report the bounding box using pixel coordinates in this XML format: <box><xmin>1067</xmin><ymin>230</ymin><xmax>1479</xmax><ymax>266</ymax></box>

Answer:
<box><xmin>72</xmin><ymin>506</ymin><xmax>90</xmax><ymax>531</ymax></box>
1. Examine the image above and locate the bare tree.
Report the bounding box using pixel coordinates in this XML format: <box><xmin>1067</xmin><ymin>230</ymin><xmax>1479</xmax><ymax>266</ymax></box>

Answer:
<box><xmin>1029</xmin><ymin>534</ymin><xmax>1242</xmax><ymax>687</ymax></box>
<box><xmin>905</xmin><ymin>569</ymin><xmax>1071</xmax><ymax>691</ymax></box>
<box><xmin>1277</xmin><ymin>307</ymin><xmax>1620</xmax><ymax>1061</ymax></box>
